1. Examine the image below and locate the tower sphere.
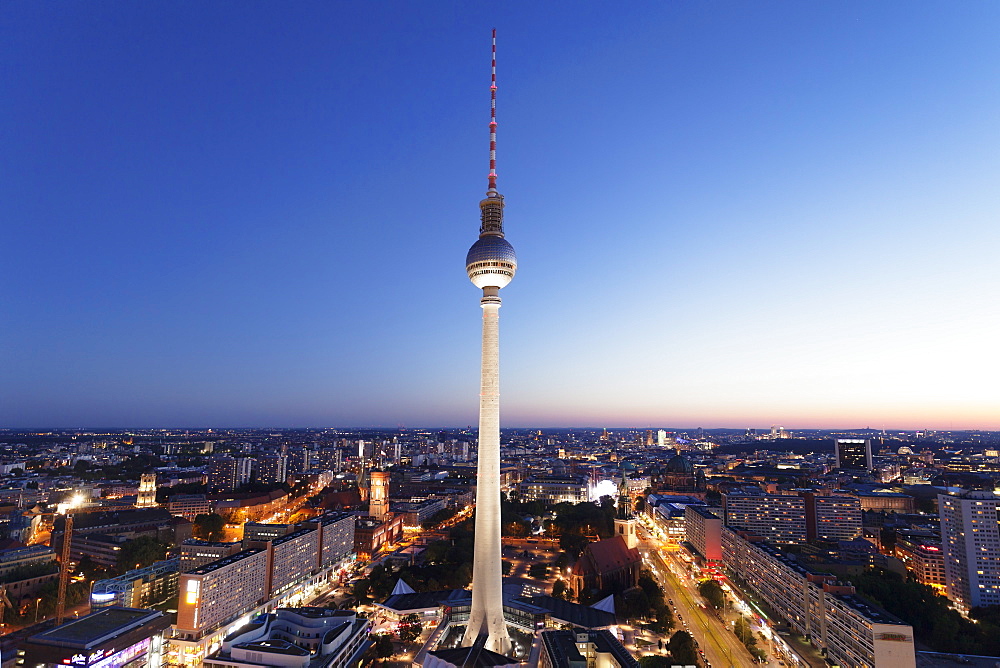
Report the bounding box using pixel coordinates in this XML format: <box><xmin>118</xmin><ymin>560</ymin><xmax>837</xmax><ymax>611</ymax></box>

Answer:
<box><xmin>466</xmin><ymin>235</ymin><xmax>517</xmax><ymax>289</ymax></box>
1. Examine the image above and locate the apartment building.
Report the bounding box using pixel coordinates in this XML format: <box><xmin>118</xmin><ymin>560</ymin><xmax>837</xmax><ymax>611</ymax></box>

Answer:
<box><xmin>894</xmin><ymin>530</ymin><xmax>946</xmax><ymax>591</ymax></box>
<box><xmin>684</xmin><ymin>505</ymin><xmax>722</xmax><ymax>562</ymax></box>
<box><xmin>939</xmin><ymin>490</ymin><xmax>1000</xmax><ymax>613</ymax></box>
<box><xmin>722</xmin><ymin>491</ymin><xmax>807</xmax><ymax>544</ymax></box>
<box><xmin>805</xmin><ymin>494</ymin><xmax>862</xmax><ymax>542</ymax></box>
<box><xmin>91</xmin><ymin>558</ymin><xmax>180</xmax><ymax>609</ymax></box>
<box><xmin>176</xmin><ymin>549</ymin><xmax>269</xmax><ymax>636</ymax></box>
<box><xmin>722</xmin><ymin>527</ymin><xmax>915</xmax><ymax>668</ymax></box>
<box><xmin>168</xmin><ymin>495</ymin><xmax>212</xmax><ymax>521</ymax></box>
<box><xmin>517</xmin><ymin>476</ymin><xmax>588</xmax><ymax>505</ymax></box>
<box><xmin>179</xmin><ymin>539</ymin><xmax>243</xmax><ymax>572</ymax></box>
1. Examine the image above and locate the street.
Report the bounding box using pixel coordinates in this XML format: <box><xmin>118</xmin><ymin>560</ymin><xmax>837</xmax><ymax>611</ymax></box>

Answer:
<box><xmin>637</xmin><ymin>522</ymin><xmax>758</xmax><ymax>668</ymax></box>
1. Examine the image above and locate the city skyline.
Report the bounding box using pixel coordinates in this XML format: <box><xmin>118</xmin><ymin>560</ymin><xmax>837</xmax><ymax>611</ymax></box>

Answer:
<box><xmin>3</xmin><ymin>3</ymin><xmax>999</xmax><ymax>429</ymax></box>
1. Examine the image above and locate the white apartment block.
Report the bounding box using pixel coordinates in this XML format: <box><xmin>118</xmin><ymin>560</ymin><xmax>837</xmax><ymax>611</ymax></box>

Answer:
<box><xmin>810</xmin><ymin>495</ymin><xmax>862</xmax><ymax>541</ymax></box>
<box><xmin>723</xmin><ymin>491</ymin><xmax>807</xmax><ymax>544</ymax></box>
<box><xmin>684</xmin><ymin>505</ymin><xmax>722</xmax><ymax>562</ymax></box>
<box><xmin>268</xmin><ymin>528</ymin><xmax>320</xmax><ymax>598</ymax></box>
<box><xmin>722</xmin><ymin>527</ymin><xmax>915</xmax><ymax>668</ymax></box>
<box><xmin>176</xmin><ymin>549</ymin><xmax>269</xmax><ymax>636</ymax></box>
<box><xmin>939</xmin><ymin>490</ymin><xmax>1000</xmax><ymax>613</ymax></box>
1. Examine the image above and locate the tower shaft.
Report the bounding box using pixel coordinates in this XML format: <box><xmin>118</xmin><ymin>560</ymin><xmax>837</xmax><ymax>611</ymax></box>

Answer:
<box><xmin>464</xmin><ymin>293</ymin><xmax>510</xmax><ymax>654</ymax></box>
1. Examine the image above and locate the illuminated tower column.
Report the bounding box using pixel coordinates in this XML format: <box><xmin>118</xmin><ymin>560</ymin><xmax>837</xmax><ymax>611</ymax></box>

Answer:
<box><xmin>369</xmin><ymin>470</ymin><xmax>390</xmax><ymax>519</ymax></box>
<box><xmin>463</xmin><ymin>29</ymin><xmax>515</xmax><ymax>656</ymax></box>
<box><xmin>136</xmin><ymin>472</ymin><xmax>157</xmax><ymax>508</ymax></box>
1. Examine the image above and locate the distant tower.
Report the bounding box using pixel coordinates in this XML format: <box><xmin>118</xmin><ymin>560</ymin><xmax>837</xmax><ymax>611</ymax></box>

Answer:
<box><xmin>369</xmin><ymin>470</ymin><xmax>390</xmax><ymax>519</ymax></box>
<box><xmin>463</xmin><ymin>29</ymin><xmax>515</xmax><ymax>656</ymax></box>
<box><xmin>136</xmin><ymin>472</ymin><xmax>157</xmax><ymax>508</ymax></box>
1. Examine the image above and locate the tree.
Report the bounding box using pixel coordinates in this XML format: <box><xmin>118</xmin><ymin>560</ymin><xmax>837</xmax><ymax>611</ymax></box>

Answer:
<box><xmin>667</xmin><ymin>631</ymin><xmax>699</xmax><ymax>665</ymax></box>
<box><xmin>552</xmin><ymin>579</ymin><xmax>567</xmax><ymax>600</ymax></box>
<box><xmin>559</xmin><ymin>533</ymin><xmax>589</xmax><ymax>560</ymax></box>
<box><xmin>398</xmin><ymin>613</ymin><xmax>423</xmax><ymax>643</ymax></box>
<box><xmin>193</xmin><ymin>513</ymin><xmax>226</xmax><ymax>541</ymax></box>
<box><xmin>502</xmin><ymin>561</ymin><xmax>512</xmax><ymax>576</ymax></box>
<box><xmin>115</xmin><ymin>536</ymin><xmax>167</xmax><ymax>573</ymax></box>
<box><xmin>638</xmin><ymin>656</ymin><xmax>672</xmax><ymax>668</ymax></box>
<box><xmin>734</xmin><ymin>616</ymin><xmax>759</xmax><ymax>656</ymax></box>
<box><xmin>364</xmin><ymin>633</ymin><xmax>394</xmax><ymax>663</ymax></box>
<box><xmin>352</xmin><ymin>578</ymin><xmax>372</xmax><ymax>604</ymax></box>
<box><xmin>697</xmin><ymin>579</ymin><xmax>725</xmax><ymax>610</ymax></box>
<box><xmin>528</xmin><ymin>563</ymin><xmax>549</xmax><ymax>579</ymax></box>
<box><xmin>650</xmin><ymin>603</ymin><xmax>674</xmax><ymax>634</ymax></box>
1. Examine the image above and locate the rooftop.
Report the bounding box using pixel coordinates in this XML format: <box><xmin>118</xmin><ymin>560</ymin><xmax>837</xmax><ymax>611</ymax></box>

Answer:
<box><xmin>516</xmin><ymin>595</ymin><xmax>617</xmax><ymax>629</ymax></box>
<box><xmin>30</xmin><ymin>607</ymin><xmax>165</xmax><ymax>648</ymax></box>
<box><xmin>189</xmin><ymin>548</ymin><xmax>264</xmax><ymax>575</ymax></box>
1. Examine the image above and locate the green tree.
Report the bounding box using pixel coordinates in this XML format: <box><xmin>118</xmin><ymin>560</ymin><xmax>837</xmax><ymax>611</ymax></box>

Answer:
<box><xmin>650</xmin><ymin>603</ymin><xmax>674</xmax><ymax>634</ymax></box>
<box><xmin>398</xmin><ymin>613</ymin><xmax>423</xmax><ymax>643</ymax></box>
<box><xmin>734</xmin><ymin>616</ymin><xmax>759</xmax><ymax>655</ymax></box>
<box><xmin>528</xmin><ymin>563</ymin><xmax>549</xmax><ymax>579</ymax></box>
<box><xmin>667</xmin><ymin>630</ymin><xmax>699</xmax><ymax>665</ymax></box>
<box><xmin>697</xmin><ymin>579</ymin><xmax>725</xmax><ymax>610</ymax></box>
<box><xmin>617</xmin><ymin>587</ymin><xmax>652</xmax><ymax>620</ymax></box>
<box><xmin>352</xmin><ymin>577</ymin><xmax>372</xmax><ymax>604</ymax></box>
<box><xmin>552</xmin><ymin>579</ymin><xmax>567</xmax><ymax>600</ymax></box>
<box><xmin>638</xmin><ymin>570</ymin><xmax>666</xmax><ymax>608</ymax></box>
<box><xmin>115</xmin><ymin>536</ymin><xmax>167</xmax><ymax>573</ymax></box>
<box><xmin>364</xmin><ymin>633</ymin><xmax>394</xmax><ymax>664</ymax></box>
<box><xmin>193</xmin><ymin>513</ymin><xmax>226</xmax><ymax>541</ymax></box>
<box><xmin>638</xmin><ymin>656</ymin><xmax>672</xmax><ymax>668</ymax></box>
<box><xmin>559</xmin><ymin>533</ymin><xmax>589</xmax><ymax>559</ymax></box>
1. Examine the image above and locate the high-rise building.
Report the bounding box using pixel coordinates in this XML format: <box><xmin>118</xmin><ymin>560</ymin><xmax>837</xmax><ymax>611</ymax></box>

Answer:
<box><xmin>835</xmin><ymin>438</ymin><xmax>873</xmax><ymax>471</ymax></box>
<box><xmin>286</xmin><ymin>447</ymin><xmax>310</xmax><ymax>474</ymax></box>
<box><xmin>207</xmin><ymin>457</ymin><xmax>240</xmax><ymax>493</ymax></box>
<box><xmin>802</xmin><ymin>493</ymin><xmax>862</xmax><ymax>541</ymax></box>
<box><xmin>254</xmin><ymin>454</ymin><xmax>287</xmax><ymax>486</ymax></box>
<box><xmin>207</xmin><ymin>457</ymin><xmax>253</xmax><ymax>492</ymax></box>
<box><xmin>685</xmin><ymin>505</ymin><xmax>722</xmax><ymax>562</ymax></box>
<box><xmin>722</xmin><ymin>527</ymin><xmax>915</xmax><ymax>667</ymax></box>
<box><xmin>462</xmin><ymin>29</ymin><xmax>515</xmax><ymax>656</ymax></box>
<box><xmin>722</xmin><ymin>491</ymin><xmax>807</xmax><ymax>544</ymax></box>
<box><xmin>939</xmin><ymin>490</ymin><xmax>1000</xmax><ymax>613</ymax></box>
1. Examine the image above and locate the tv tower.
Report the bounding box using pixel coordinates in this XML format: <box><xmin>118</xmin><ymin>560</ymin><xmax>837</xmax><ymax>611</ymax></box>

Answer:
<box><xmin>462</xmin><ymin>28</ymin><xmax>516</xmax><ymax>655</ymax></box>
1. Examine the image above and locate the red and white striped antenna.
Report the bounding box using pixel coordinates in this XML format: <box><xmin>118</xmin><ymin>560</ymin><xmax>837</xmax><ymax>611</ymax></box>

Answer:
<box><xmin>488</xmin><ymin>28</ymin><xmax>498</xmax><ymax>194</ymax></box>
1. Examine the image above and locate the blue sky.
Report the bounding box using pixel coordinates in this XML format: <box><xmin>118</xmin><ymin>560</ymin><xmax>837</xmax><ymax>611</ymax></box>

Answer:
<box><xmin>2</xmin><ymin>2</ymin><xmax>998</xmax><ymax>429</ymax></box>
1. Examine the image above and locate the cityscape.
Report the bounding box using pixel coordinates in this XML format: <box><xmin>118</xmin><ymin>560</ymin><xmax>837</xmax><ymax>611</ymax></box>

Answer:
<box><xmin>3</xmin><ymin>4</ymin><xmax>999</xmax><ymax>668</ymax></box>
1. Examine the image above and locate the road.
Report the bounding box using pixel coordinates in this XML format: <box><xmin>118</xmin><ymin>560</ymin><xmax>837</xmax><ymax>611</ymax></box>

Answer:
<box><xmin>637</xmin><ymin>524</ymin><xmax>757</xmax><ymax>668</ymax></box>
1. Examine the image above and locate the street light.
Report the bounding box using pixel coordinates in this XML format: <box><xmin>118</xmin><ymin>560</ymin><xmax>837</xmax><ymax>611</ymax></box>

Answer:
<box><xmin>34</xmin><ymin>597</ymin><xmax>43</xmax><ymax>623</ymax></box>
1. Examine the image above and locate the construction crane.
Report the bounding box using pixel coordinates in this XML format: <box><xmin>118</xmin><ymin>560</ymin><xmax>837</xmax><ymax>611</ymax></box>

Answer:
<box><xmin>0</xmin><ymin>584</ymin><xmax>12</xmax><ymax>629</ymax></box>
<box><xmin>54</xmin><ymin>494</ymin><xmax>98</xmax><ymax>626</ymax></box>
<box><xmin>55</xmin><ymin>510</ymin><xmax>74</xmax><ymax>625</ymax></box>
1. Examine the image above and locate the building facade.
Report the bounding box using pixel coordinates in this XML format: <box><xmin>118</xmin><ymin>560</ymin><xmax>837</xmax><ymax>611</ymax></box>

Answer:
<box><xmin>722</xmin><ymin>491</ymin><xmax>807</xmax><ymax>544</ymax></box>
<box><xmin>835</xmin><ymin>438</ymin><xmax>873</xmax><ymax>471</ymax></box>
<box><xmin>722</xmin><ymin>527</ymin><xmax>915</xmax><ymax>668</ymax></box>
<box><xmin>517</xmin><ymin>476</ymin><xmax>588</xmax><ymax>505</ymax></box>
<box><xmin>939</xmin><ymin>490</ymin><xmax>1000</xmax><ymax>613</ymax></box>
<box><xmin>685</xmin><ymin>505</ymin><xmax>722</xmax><ymax>562</ymax></box>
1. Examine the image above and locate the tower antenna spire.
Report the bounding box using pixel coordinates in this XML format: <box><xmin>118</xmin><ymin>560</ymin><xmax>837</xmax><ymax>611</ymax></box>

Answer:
<box><xmin>488</xmin><ymin>28</ymin><xmax>498</xmax><ymax>194</ymax></box>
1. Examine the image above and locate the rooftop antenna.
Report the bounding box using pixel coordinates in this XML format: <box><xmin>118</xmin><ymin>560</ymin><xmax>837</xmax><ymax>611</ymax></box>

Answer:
<box><xmin>488</xmin><ymin>28</ymin><xmax>498</xmax><ymax>195</ymax></box>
